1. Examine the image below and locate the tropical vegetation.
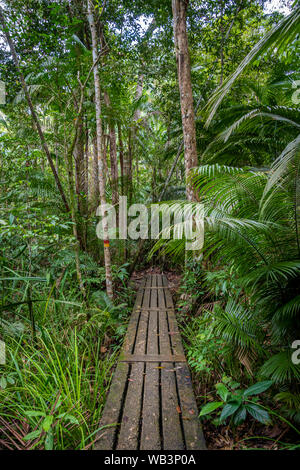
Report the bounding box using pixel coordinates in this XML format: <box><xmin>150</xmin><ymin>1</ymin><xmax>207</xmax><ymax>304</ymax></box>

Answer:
<box><xmin>0</xmin><ymin>0</ymin><xmax>299</xmax><ymax>450</ymax></box>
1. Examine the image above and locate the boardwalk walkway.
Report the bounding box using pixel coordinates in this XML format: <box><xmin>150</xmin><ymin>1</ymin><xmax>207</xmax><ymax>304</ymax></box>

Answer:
<box><xmin>95</xmin><ymin>274</ymin><xmax>206</xmax><ymax>450</ymax></box>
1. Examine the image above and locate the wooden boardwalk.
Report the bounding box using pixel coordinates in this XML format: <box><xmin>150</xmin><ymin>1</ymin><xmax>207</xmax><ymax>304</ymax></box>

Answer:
<box><xmin>95</xmin><ymin>274</ymin><xmax>206</xmax><ymax>450</ymax></box>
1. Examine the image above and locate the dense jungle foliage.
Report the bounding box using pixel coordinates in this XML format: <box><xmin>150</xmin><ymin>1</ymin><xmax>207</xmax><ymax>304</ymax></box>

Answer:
<box><xmin>0</xmin><ymin>0</ymin><xmax>299</xmax><ymax>450</ymax></box>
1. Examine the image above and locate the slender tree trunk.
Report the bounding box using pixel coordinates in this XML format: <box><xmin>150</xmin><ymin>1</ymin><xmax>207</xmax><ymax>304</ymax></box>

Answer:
<box><xmin>84</xmin><ymin>126</ymin><xmax>89</xmax><ymax>207</ymax></box>
<box><xmin>128</xmin><ymin>73</ymin><xmax>143</xmax><ymax>201</ymax></box>
<box><xmin>87</xmin><ymin>0</ymin><xmax>113</xmax><ymax>299</ymax></box>
<box><xmin>127</xmin><ymin>19</ymin><xmax>156</xmax><ymax>203</ymax></box>
<box><xmin>84</xmin><ymin>125</ymin><xmax>89</xmax><ymax>250</ymax></box>
<box><xmin>0</xmin><ymin>6</ymin><xmax>70</xmax><ymax>212</ymax></box>
<box><xmin>74</xmin><ymin>115</ymin><xmax>87</xmax><ymax>250</ymax></box>
<box><xmin>63</xmin><ymin>119</ymin><xmax>86</xmax><ymax>300</ymax></box>
<box><xmin>160</xmin><ymin>8</ymin><xmax>240</xmax><ymax>202</ymax></box>
<box><xmin>133</xmin><ymin>74</ymin><xmax>144</xmax><ymax>122</ymax></box>
<box><xmin>117</xmin><ymin>123</ymin><xmax>127</xmax><ymax>261</ymax></box>
<box><xmin>109</xmin><ymin>126</ymin><xmax>119</xmax><ymax>208</ymax></box>
<box><xmin>152</xmin><ymin>166</ymin><xmax>157</xmax><ymax>202</ymax></box>
<box><xmin>54</xmin><ymin>119</ymin><xmax>59</xmax><ymax>175</ymax></box>
<box><xmin>136</xmin><ymin>157</ymin><xmax>139</xmax><ymax>187</ymax></box>
<box><xmin>128</xmin><ymin>131</ymin><xmax>133</xmax><ymax>203</ymax></box>
<box><xmin>91</xmin><ymin>135</ymin><xmax>99</xmax><ymax>207</ymax></box>
<box><xmin>74</xmin><ymin>116</ymin><xmax>85</xmax><ymax>212</ymax></box>
<box><xmin>65</xmin><ymin>144</ymin><xmax>86</xmax><ymax>299</ymax></box>
<box><xmin>122</xmin><ymin>128</ymin><xmax>133</xmax><ymax>203</ymax></box>
<box><xmin>172</xmin><ymin>0</ymin><xmax>198</xmax><ymax>201</ymax></box>
<box><xmin>102</xmin><ymin>125</ymin><xmax>109</xmax><ymax>187</ymax></box>
<box><xmin>219</xmin><ymin>2</ymin><xmax>225</xmax><ymax>86</ymax></box>
<box><xmin>104</xmin><ymin>92</ymin><xmax>119</xmax><ymax>210</ymax></box>
<box><xmin>118</xmin><ymin>123</ymin><xmax>124</xmax><ymax>194</ymax></box>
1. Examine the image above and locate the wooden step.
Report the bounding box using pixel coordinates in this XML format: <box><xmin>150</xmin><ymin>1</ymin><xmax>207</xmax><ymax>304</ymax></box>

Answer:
<box><xmin>94</xmin><ymin>274</ymin><xmax>206</xmax><ymax>450</ymax></box>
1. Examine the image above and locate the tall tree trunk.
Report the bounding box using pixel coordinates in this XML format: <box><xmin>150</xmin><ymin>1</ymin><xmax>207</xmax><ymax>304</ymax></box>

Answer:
<box><xmin>109</xmin><ymin>126</ymin><xmax>119</xmax><ymax>208</ymax></box>
<box><xmin>84</xmin><ymin>125</ymin><xmax>89</xmax><ymax>250</ymax></box>
<box><xmin>63</xmin><ymin>118</ymin><xmax>86</xmax><ymax>300</ymax></box>
<box><xmin>104</xmin><ymin>92</ymin><xmax>119</xmax><ymax>210</ymax></box>
<box><xmin>74</xmin><ymin>115</ymin><xmax>87</xmax><ymax>250</ymax></box>
<box><xmin>133</xmin><ymin>74</ymin><xmax>144</xmax><ymax>122</ymax></box>
<box><xmin>117</xmin><ymin>123</ymin><xmax>127</xmax><ymax>261</ymax></box>
<box><xmin>118</xmin><ymin>123</ymin><xmax>124</xmax><ymax>195</ymax></box>
<box><xmin>122</xmin><ymin>127</ymin><xmax>132</xmax><ymax>203</ymax></box>
<box><xmin>126</xmin><ymin>130</ymin><xmax>133</xmax><ymax>204</ymax></box>
<box><xmin>91</xmin><ymin>135</ymin><xmax>99</xmax><ymax>208</ymax></box>
<box><xmin>160</xmin><ymin>6</ymin><xmax>241</xmax><ymax>202</ymax></box>
<box><xmin>84</xmin><ymin>125</ymin><xmax>89</xmax><ymax>207</ymax></box>
<box><xmin>129</xmin><ymin>74</ymin><xmax>143</xmax><ymax>200</ymax></box>
<box><xmin>0</xmin><ymin>6</ymin><xmax>70</xmax><ymax>213</ymax></box>
<box><xmin>136</xmin><ymin>157</ymin><xmax>139</xmax><ymax>187</ymax></box>
<box><xmin>54</xmin><ymin>119</ymin><xmax>59</xmax><ymax>175</ymax></box>
<box><xmin>101</xmin><ymin>125</ymin><xmax>109</xmax><ymax>188</ymax></box>
<box><xmin>65</xmin><ymin>143</ymin><xmax>86</xmax><ymax>300</ymax></box>
<box><xmin>172</xmin><ymin>0</ymin><xmax>198</xmax><ymax>201</ymax></box>
<box><xmin>219</xmin><ymin>2</ymin><xmax>225</xmax><ymax>86</ymax></box>
<box><xmin>87</xmin><ymin>0</ymin><xmax>113</xmax><ymax>299</ymax></box>
<box><xmin>74</xmin><ymin>117</ymin><xmax>84</xmax><ymax>213</ymax></box>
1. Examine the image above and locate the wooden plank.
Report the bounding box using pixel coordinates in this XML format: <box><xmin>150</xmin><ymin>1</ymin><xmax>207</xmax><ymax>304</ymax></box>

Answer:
<box><xmin>142</xmin><ymin>286</ymin><xmax>169</xmax><ymax>289</ymax></box>
<box><xmin>120</xmin><ymin>354</ymin><xmax>186</xmax><ymax>363</ymax></box>
<box><xmin>94</xmin><ymin>361</ymin><xmax>129</xmax><ymax>450</ymax></box>
<box><xmin>162</xmin><ymin>275</ymin><xmax>206</xmax><ymax>450</ymax></box>
<box><xmin>95</xmin><ymin>280</ymin><xmax>146</xmax><ymax>449</ymax></box>
<box><xmin>96</xmin><ymin>274</ymin><xmax>206</xmax><ymax>451</ymax></box>
<box><xmin>158</xmin><ymin>274</ymin><xmax>184</xmax><ymax>450</ymax></box>
<box><xmin>140</xmin><ymin>273</ymin><xmax>161</xmax><ymax>450</ymax></box>
<box><xmin>122</xmin><ymin>278</ymin><xmax>146</xmax><ymax>355</ymax></box>
<box><xmin>162</xmin><ymin>275</ymin><xmax>184</xmax><ymax>356</ymax></box>
<box><xmin>136</xmin><ymin>307</ymin><xmax>175</xmax><ymax>311</ymax></box>
<box><xmin>116</xmin><ymin>277</ymin><xmax>150</xmax><ymax>450</ymax></box>
<box><xmin>175</xmin><ymin>365</ymin><xmax>206</xmax><ymax>450</ymax></box>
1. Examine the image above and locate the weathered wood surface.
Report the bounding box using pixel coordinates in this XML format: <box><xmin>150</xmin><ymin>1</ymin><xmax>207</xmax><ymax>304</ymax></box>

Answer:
<box><xmin>120</xmin><ymin>354</ymin><xmax>186</xmax><ymax>362</ymax></box>
<box><xmin>94</xmin><ymin>274</ymin><xmax>206</xmax><ymax>450</ymax></box>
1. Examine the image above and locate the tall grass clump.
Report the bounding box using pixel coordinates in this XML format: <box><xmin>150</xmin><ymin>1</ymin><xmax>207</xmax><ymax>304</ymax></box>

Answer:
<box><xmin>0</xmin><ymin>276</ymin><xmax>131</xmax><ymax>450</ymax></box>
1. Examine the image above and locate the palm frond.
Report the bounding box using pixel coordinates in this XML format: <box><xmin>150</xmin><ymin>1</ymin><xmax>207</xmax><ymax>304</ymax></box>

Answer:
<box><xmin>260</xmin><ymin>350</ymin><xmax>300</xmax><ymax>384</ymax></box>
<box><xmin>205</xmin><ymin>7</ymin><xmax>300</xmax><ymax>126</ymax></box>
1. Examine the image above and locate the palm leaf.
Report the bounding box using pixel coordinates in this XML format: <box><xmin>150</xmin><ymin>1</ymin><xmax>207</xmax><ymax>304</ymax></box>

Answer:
<box><xmin>205</xmin><ymin>6</ymin><xmax>300</xmax><ymax>126</ymax></box>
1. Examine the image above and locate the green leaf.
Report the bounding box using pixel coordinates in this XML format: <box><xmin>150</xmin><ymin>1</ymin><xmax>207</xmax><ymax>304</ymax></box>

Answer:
<box><xmin>25</xmin><ymin>410</ymin><xmax>46</xmax><ymax>418</ymax></box>
<box><xmin>205</xmin><ymin>7</ymin><xmax>300</xmax><ymax>126</ymax></box>
<box><xmin>245</xmin><ymin>404</ymin><xmax>271</xmax><ymax>424</ymax></box>
<box><xmin>24</xmin><ymin>429</ymin><xmax>42</xmax><ymax>441</ymax></box>
<box><xmin>220</xmin><ymin>401</ymin><xmax>240</xmax><ymax>422</ymax></box>
<box><xmin>0</xmin><ymin>276</ymin><xmax>46</xmax><ymax>282</ymax></box>
<box><xmin>233</xmin><ymin>406</ymin><xmax>247</xmax><ymax>425</ymax></box>
<box><xmin>45</xmin><ymin>429</ymin><xmax>54</xmax><ymax>450</ymax></box>
<box><xmin>230</xmin><ymin>381</ymin><xmax>240</xmax><ymax>390</ymax></box>
<box><xmin>215</xmin><ymin>383</ymin><xmax>229</xmax><ymax>401</ymax></box>
<box><xmin>243</xmin><ymin>381</ymin><xmax>273</xmax><ymax>397</ymax></box>
<box><xmin>0</xmin><ymin>376</ymin><xmax>7</xmax><ymax>389</ymax></box>
<box><xmin>57</xmin><ymin>413</ymin><xmax>79</xmax><ymax>425</ymax></box>
<box><xmin>42</xmin><ymin>415</ymin><xmax>54</xmax><ymax>432</ymax></box>
<box><xmin>199</xmin><ymin>401</ymin><xmax>224</xmax><ymax>417</ymax></box>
